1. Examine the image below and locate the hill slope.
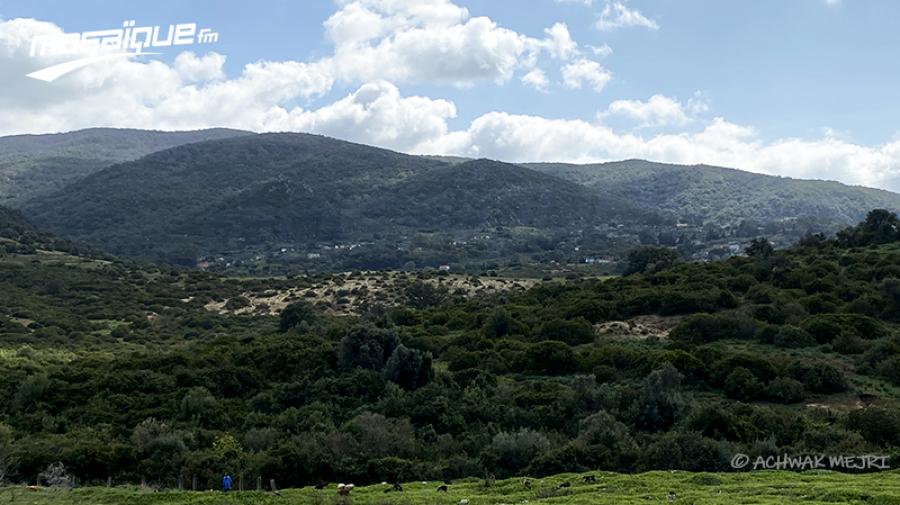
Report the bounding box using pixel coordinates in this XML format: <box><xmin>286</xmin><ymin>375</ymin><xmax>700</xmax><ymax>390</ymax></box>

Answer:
<box><xmin>23</xmin><ymin>134</ymin><xmax>633</xmax><ymax>267</ymax></box>
<box><xmin>0</xmin><ymin>127</ymin><xmax>252</xmax><ymax>207</ymax></box>
<box><xmin>526</xmin><ymin>159</ymin><xmax>900</xmax><ymax>227</ymax></box>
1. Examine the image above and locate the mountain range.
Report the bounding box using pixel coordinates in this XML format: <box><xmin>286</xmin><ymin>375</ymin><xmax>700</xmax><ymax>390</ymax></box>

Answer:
<box><xmin>7</xmin><ymin>128</ymin><xmax>900</xmax><ymax>271</ymax></box>
<box><xmin>0</xmin><ymin>127</ymin><xmax>251</xmax><ymax>207</ymax></box>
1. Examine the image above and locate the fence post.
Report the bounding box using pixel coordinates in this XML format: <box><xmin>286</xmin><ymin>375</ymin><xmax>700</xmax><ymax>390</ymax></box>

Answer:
<box><xmin>107</xmin><ymin>476</ymin><xmax>112</xmax><ymax>488</ymax></box>
<box><xmin>192</xmin><ymin>475</ymin><xmax>197</xmax><ymax>491</ymax></box>
<box><xmin>270</xmin><ymin>479</ymin><xmax>278</xmax><ymax>494</ymax></box>
<box><xmin>257</xmin><ymin>476</ymin><xmax>262</xmax><ymax>491</ymax></box>
<box><xmin>239</xmin><ymin>474</ymin><xmax>243</xmax><ymax>492</ymax></box>
<box><xmin>178</xmin><ymin>476</ymin><xmax>183</xmax><ymax>490</ymax></box>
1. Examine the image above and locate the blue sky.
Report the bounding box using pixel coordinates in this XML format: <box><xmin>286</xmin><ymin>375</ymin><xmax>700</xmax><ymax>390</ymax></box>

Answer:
<box><xmin>2</xmin><ymin>0</ymin><xmax>900</xmax><ymax>190</ymax></box>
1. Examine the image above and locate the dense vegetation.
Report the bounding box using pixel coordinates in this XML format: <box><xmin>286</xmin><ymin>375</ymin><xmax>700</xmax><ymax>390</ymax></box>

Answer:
<box><xmin>23</xmin><ymin>134</ymin><xmax>643</xmax><ymax>269</ymax></box>
<box><xmin>4</xmin><ymin>210</ymin><xmax>900</xmax><ymax>490</ymax></box>
<box><xmin>0</xmin><ymin>128</ymin><xmax>250</xmax><ymax>207</ymax></box>
<box><xmin>528</xmin><ymin>159</ymin><xmax>900</xmax><ymax>228</ymax></box>
<box><xmin>13</xmin><ymin>130</ymin><xmax>900</xmax><ymax>274</ymax></box>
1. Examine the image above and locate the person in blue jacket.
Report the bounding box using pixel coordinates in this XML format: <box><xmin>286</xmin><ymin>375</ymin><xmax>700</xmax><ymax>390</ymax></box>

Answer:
<box><xmin>222</xmin><ymin>474</ymin><xmax>232</xmax><ymax>492</ymax></box>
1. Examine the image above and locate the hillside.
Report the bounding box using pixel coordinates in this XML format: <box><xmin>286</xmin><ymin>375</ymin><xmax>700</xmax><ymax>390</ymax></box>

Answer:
<box><xmin>0</xmin><ymin>128</ymin><xmax>252</xmax><ymax>207</ymax></box>
<box><xmin>22</xmin><ymin>134</ymin><xmax>635</xmax><ymax>268</ymax></box>
<box><xmin>3</xmin><ymin>211</ymin><xmax>900</xmax><ymax>489</ymax></box>
<box><xmin>526</xmin><ymin>159</ymin><xmax>900</xmax><ymax>227</ymax></box>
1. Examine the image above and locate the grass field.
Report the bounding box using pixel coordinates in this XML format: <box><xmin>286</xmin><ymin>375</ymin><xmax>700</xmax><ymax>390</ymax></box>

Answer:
<box><xmin>4</xmin><ymin>471</ymin><xmax>900</xmax><ymax>505</ymax></box>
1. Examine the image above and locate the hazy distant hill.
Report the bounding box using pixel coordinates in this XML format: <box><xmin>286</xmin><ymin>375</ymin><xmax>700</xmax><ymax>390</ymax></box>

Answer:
<box><xmin>0</xmin><ymin>204</ymin><xmax>32</xmax><ymax>238</ymax></box>
<box><xmin>23</xmin><ymin>134</ymin><xmax>633</xmax><ymax>266</ymax></box>
<box><xmin>526</xmin><ymin>159</ymin><xmax>900</xmax><ymax>226</ymax></box>
<box><xmin>0</xmin><ymin>127</ymin><xmax>252</xmax><ymax>207</ymax></box>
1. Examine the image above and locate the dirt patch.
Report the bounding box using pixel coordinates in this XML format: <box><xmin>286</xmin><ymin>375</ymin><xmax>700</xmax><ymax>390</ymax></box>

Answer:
<box><xmin>594</xmin><ymin>315</ymin><xmax>684</xmax><ymax>341</ymax></box>
<box><xmin>206</xmin><ymin>273</ymin><xmax>539</xmax><ymax>317</ymax></box>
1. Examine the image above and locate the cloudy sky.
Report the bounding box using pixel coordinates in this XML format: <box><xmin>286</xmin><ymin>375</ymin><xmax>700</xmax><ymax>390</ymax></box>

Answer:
<box><xmin>3</xmin><ymin>0</ymin><xmax>900</xmax><ymax>190</ymax></box>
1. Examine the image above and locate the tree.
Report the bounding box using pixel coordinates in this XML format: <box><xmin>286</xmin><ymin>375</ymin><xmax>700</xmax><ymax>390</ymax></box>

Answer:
<box><xmin>0</xmin><ymin>423</ymin><xmax>15</xmax><ymax>485</ymax></box>
<box><xmin>38</xmin><ymin>462</ymin><xmax>72</xmax><ymax>488</ymax></box>
<box><xmin>340</xmin><ymin>325</ymin><xmax>399</xmax><ymax>370</ymax></box>
<box><xmin>403</xmin><ymin>281</ymin><xmax>448</xmax><ymax>309</ymax></box>
<box><xmin>482</xmin><ymin>429</ymin><xmax>550</xmax><ymax>476</ymax></box>
<box><xmin>629</xmin><ymin>364</ymin><xmax>685</xmax><ymax>432</ymax></box>
<box><xmin>383</xmin><ymin>344</ymin><xmax>433</xmax><ymax>390</ymax></box>
<box><xmin>837</xmin><ymin>209</ymin><xmax>900</xmax><ymax>246</ymax></box>
<box><xmin>624</xmin><ymin>246</ymin><xmax>678</xmax><ymax>275</ymax></box>
<box><xmin>279</xmin><ymin>301</ymin><xmax>317</xmax><ymax>332</ymax></box>
<box><xmin>745</xmin><ymin>238</ymin><xmax>774</xmax><ymax>259</ymax></box>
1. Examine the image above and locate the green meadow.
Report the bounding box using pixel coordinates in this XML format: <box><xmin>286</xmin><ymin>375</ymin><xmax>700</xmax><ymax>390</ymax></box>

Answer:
<box><xmin>4</xmin><ymin>471</ymin><xmax>900</xmax><ymax>505</ymax></box>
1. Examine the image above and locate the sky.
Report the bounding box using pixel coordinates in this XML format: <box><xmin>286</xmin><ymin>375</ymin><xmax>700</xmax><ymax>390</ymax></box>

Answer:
<box><xmin>2</xmin><ymin>0</ymin><xmax>900</xmax><ymax>190</ymax></box>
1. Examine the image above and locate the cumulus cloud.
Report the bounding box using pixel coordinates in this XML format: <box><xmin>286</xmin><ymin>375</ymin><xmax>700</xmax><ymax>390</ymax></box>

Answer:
<box><xmin>561</xmin><ymin>58</ymin><xmax>612</xmax><ymax>92</ymax></box>
<box><xmin>596</xmin><ymin>1</ymin><xmax>659</xmax><ymax>31</ymax></box>
<box><xmin>520</xmin><ymin>68</ymin><xmax>549</xmax><ymax>92</ymax></box>
<box><xmin>4</xmin><ymin>5</ymin><xmax>900</xmax><ymax>192</ymax></box>
<box><xmin>173</xmin><ymin>52</ymin><xmax>226</xmax><ymax>82</ymax></box>
<box><xmin>419</xmin><ymin>112</ymin><xmax>900</xmax><ymax>191</ymax></box>
<box><xmin>323</xmin><ymin>0</ymin><xmax>578</xmax><ymax>87</ymax></box>
<box><xmin>275</xmin><ymin>80</ymin><xmax>457</xmax><ymax>152</ymax></box>
<box><xmin>602</xmin><ymin>94</ymin><xmax>691</xmax><ymax>127</ymax></box>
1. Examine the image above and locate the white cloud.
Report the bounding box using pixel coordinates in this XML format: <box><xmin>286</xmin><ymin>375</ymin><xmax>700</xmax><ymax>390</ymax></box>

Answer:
<box><xmin>596</xmin><ymin>1</ymin><xmax>659</xmax><ymax>31</ymax></box>
<box><xmin>542</xmin><ymin>23</ymin><xmax>578</xmax><ymax>60</ymax></box>
<box><xmin>587</xmin><ymin>43</ymin><xmax>613</xmax><ymax>57</ymax></box>
<box><xmin>603</xmin><ymin>94</ymin><xmax>690</xmax><ymax>127</ymax></box>
<box><xmin>173</xmin><ymin>52</ymin><xmax>227</xmax><ymax>82</ymax></box>
<box><xmin>323</xmin><ymin>0</ymin><xmax>578</xmax><ymax>87</ymax></box>
<box><xmin>562</xmin><ymin>58</ymin><xmax>612</xmax><ymax>92</ymax></box>
<box><xmin>4</xmin><ymin>7</ymin><xmax>900</xmax><ymax>193</ymax></box>
<box><xmin>521</xmin><ymin>68</ymin><xmax>549</xmax><ymax>92</ymax></box>
<box><xmin>279</xmin><ymin>80</ymin><xmax>457</xmax><ymax>152</ymax></box>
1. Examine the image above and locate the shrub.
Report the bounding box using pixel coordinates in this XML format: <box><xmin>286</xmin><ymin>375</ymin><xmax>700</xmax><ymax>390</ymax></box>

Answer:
<box><xmin>786</xmin><ymin>360</ymin><xmax>847</xmax><ymax>394</ymax></box>
<box><xmin>536</xmin><ymin>317</ymin><xmax>594</xmax><ymax>345</ymax></box>
<box><xmin>723</xmin><ymin>367</ymin><xmax>763</xmax><ymax>401</ymax></box>
<box><xmin>767</xmin><ymin>377</ymin><xmax>805</xmax><ymax>403</ymax></box>
<box><xmin>669</xmin><ymin>314</ymin><xmax>757</xmax><ymax>345</ymax></box>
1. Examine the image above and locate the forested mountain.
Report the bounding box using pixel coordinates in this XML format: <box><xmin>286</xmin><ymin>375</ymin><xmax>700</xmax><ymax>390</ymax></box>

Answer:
<box><xmin>526</xmin><ymin>159</ymin><xmax>900</xmax><ymax>227</ymax></box>
<box><xmin>0</xmin><ymin>128</ymin><xmax>252</xmax><ymax>207</ymax></box>
<box><xmin>14</xmin><ymin>129</ymin><xmax>900</xmax><ymax>272</ymax></box>
<box><xmin>22</xmin><ymin>134</ymin><xmax>639</xmax><ymax>268</ymax></box>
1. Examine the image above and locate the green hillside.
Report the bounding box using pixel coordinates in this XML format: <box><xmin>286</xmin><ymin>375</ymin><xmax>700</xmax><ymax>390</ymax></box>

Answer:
<box><xmin>22</xmin><ymin>134</ymin><xmax>636</xmax><ymax>268</ymax></box>
<box><xmin>0</xmin><ymin>128</ymin><xmax>251</xmax><ymax>207</ymax></box>
<box><xmin>3</xmin><ymin>211</ymin><xmax>900</xmax><ymax>490</ymax></box>
<box><xmin>527</xmin><ymin>159</ymin><xmax>900</xmax><ymax>227</ymax></box>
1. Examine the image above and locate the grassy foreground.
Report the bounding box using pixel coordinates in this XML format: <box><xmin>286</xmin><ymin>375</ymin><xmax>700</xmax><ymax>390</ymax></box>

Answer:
<box><xmin>4</xmin><ymin>471</ymin><xmax>900</xmax><ymax>505</ymax></box>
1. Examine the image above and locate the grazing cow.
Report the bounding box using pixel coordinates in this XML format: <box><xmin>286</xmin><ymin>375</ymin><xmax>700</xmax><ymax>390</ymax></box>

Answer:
<box><xmin>583</xmin><ymin>475</ymin><xmax>597</xmax><ymax>483</ymax></box>
<box><xmin>558</xmin><ymin>481</ymin><xmax>571</xmax><ymax>489</ymax></box>
<box><xmin>437</xmin><ymin>484</ymin><xmax>448</xmax><ymax>492</ymax></box>
<box><xmin>393</xmin><ymin>482</ymin><xmax>403</xmax><ymax>491</ymax></box>
<box><xmin>337</xmin><ymin>483</ymin><xmax>354</xmax><ymax>496</ymax></box>
<box><xmin>667</xmin><ymin>490</ymin><xmax>677</xmax><ymax>502</ymax></box>
<box><xmin>522</xmin><ymin>478</ymin><xmax>532</xmax><ymax>489</ymax></box>
<box><xmin>459</xmin><ymin>500</ymin><xmax>470</xmax><ymax>505</ymax></box>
